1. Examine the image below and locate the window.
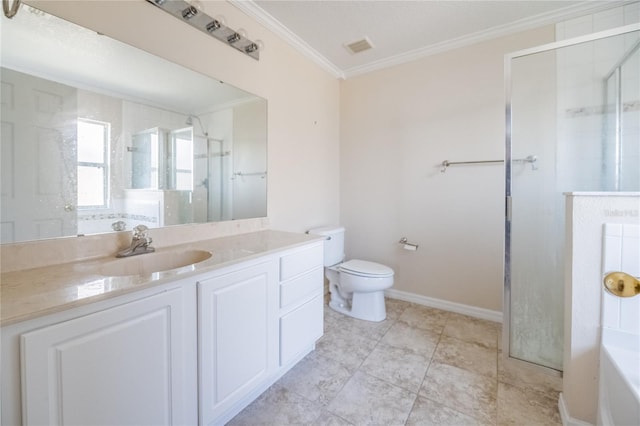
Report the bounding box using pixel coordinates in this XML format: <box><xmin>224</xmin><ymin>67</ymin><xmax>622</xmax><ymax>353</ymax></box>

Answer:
<box><xmin>77</xmin><ymin>119</ymin><xmax>110</xmax><ymax>208</ymax></box>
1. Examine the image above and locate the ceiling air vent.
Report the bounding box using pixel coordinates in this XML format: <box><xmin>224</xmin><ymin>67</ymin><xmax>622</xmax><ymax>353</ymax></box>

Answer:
<box><xmin>344</xmin><ymin>37</ymin><xmax>374</xmax><ymax>54</ymax></box>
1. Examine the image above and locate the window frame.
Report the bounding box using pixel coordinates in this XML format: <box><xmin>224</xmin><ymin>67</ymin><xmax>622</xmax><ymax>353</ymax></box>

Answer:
<box><xmin>77</xmin><ymin>118</ymin><xmax>110</xmax><ymax>209</ymax></box>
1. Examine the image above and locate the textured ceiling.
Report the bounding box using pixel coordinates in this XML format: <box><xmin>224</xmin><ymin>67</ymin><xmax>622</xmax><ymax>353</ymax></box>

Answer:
<box><xmin>239</xmin><ymin>0</ymin><xmax>624</xmax><ymax>78</ymax></box>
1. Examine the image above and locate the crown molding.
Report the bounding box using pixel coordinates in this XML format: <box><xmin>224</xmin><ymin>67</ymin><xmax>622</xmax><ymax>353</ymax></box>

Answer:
<box><xmin>229</xmin><ymin>0</ymin><xmax>345</xmax><ymax>79</ymax></box>
<box><xmin>343</xmin><ymin>1</ymin><xmax>635</xmax><ymax>78</ymax></box>
<box><xmin>232</xmin><ymin>0</ymin><xmax>634</xmax><ymax>80</ymax></box>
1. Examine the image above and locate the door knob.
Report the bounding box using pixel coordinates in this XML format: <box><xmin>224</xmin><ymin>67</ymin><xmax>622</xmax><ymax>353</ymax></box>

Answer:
<box><xmin>603</xmin><ymin>271</ymin><xmax>640</xmax><ymax>298</ymax></box>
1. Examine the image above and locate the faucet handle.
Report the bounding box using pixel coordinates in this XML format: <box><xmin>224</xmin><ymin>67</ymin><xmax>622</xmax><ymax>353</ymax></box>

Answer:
<box><xmin>133</xmin><ymin>224</ymin><xmax>149</xmax><ymax>239</ymax></box>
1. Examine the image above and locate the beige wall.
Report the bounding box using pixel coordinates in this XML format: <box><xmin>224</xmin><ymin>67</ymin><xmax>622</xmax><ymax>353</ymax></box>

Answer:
<box><xmin>27</xmin><ymin>0</ymin><xmax>341</xmax><ymax>234</ymax></box>
<box><xmin>15</xmin><ymin>1</ymin><xmax>556</xmax><ymax>315</ymax></box>
<box><xmin>340</xmin><ymin>27</ymin><xmax>555</xmax><ymax>311</ymax></box>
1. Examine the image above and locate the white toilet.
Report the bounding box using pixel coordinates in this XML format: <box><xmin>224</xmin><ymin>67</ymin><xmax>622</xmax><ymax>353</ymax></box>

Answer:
<box><xmin>308</xmin><ymin>226</ymin><xmax>394</xmax><ymax>322</ymax></box>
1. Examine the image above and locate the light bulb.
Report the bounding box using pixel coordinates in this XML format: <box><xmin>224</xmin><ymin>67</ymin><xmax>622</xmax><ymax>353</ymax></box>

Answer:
<box><xmin>186</xmin><ymin>0</ymin><xmax>204</xmax><ymax>13</ymax></box>
<box><xmin>214</xmin><ymin>15</ymin><xmax>227</xmax><ymax>27</ymax></box>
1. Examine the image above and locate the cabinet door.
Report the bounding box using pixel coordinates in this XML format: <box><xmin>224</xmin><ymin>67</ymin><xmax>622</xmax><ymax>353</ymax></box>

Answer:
<box><xmin>280</xmin><ymin>293</ymin><xmax>324</xmax><ymax>366</ymax></box>
<box><xmin>198</xmin><ymin>260</ymin><xmax>278</xmax><ymax>425</ymax></box>
<box><xmin>20</xmin><ymin>286</ymin><xmax>196</xmax><ymax>426</ymax></box>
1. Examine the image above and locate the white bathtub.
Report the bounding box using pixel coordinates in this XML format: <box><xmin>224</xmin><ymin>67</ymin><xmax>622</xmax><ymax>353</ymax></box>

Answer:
<box><xmin>598</xmin><ymin>328</ymin><xmax>640</xmax><ymax>426</ymax></box>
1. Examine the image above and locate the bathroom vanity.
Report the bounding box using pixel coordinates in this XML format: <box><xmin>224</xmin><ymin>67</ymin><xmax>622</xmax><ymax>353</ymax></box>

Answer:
<box><xmin>1</xmin><ymin>230</ymin><xmax>324</xmax><ymax>425</ymax></box>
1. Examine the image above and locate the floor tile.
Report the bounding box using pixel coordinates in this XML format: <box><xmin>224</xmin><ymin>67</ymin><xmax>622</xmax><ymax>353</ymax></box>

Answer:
<box><xmin>498</xmin><ymin>356</ymin><xmax>562</xmax><ymax>399</ymax></box>
<box><xmin>325</xmin><ymin>306</ymin><xmax>393</xmax><ymax>341</ymax></box>
<box><xmin>230</xmin><ymin>300</ymin><xmax>561</xmax><ymax>426</ymax></box>
<box><xmin>497</xmin><ymin>381</ymin><xmax>562</xmax><ymax>425</ymax></box>
<box><xmin>405</xmin><ymin>395</ymin><xmax>488</xmax><ymax>426</ymax></box>
<box><xmin>227</xmin><ymin>384</ymin><xmax>323</xmax><ymax>426</ymax></box>
<box><xmin>326</xmin><ymin>371</ymin><xmax>417</xmax><ymax>426</ymax></box>
<box><xmin>385</xmin><ymin>297</ymin><xmax>412</xmax><ymax>320</ymax></box>
<box><xmin>433</xmin><ymin>334</ymin><xmax>497</xmax><ymax>379</ymax></box>
<box><xmin>315</xmin><ymin>325</ymin><xmax>378</xmax><ymax>372</ymax></box>
<box><xmin>381</xmin><ymin>322</ymin><xmax>440</xmax><ymax>357</ymax></box>
<box><xmin>277</xmin><ymin>351</ymin><xmax>352</xmax><ymax>405</ymax></box>
<box><xmin>420</xmin><ymin>361</ymin><xmax>497</xmax><ymax>424</ymax></box>
<box><xmin>397</xmin><ymin>304</ymin><xmax>450</xmax><ymax>333</ymax></box>
<box><xmin>313</xmin><ymin>410</ymin><xmax>354</xmax><ymax>426</ymax></box>
<box><xmin>360</xmin><ymin>342</ymin><xmax>430</xmax><ymax>393</ymax></box>
<box><xmin>443</xmin><ymin>313</ymin><xmax>499</xmax><ymax>349</ymax></box>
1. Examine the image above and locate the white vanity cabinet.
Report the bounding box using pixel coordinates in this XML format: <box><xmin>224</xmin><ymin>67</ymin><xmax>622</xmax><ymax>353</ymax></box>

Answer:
<box><xmin>1</xmin><ymin>235</ymin><xmax>325</xmax><ymax>426</ymax></box>
<box><xmin>279</xmin><ymin>243</ymin><xmax>325</xmax><ymax>366</ymax></box>
<box><xmin>1</xmin><ymin>280</ymin><xmax>198</xmax><ymax>426</ymax></box>
<box><xmin>198</xmin><ymin>259</ymin><xmax>279</xmax><ymax>425</ymax></box>
<box><xmin>197</xmin><ymin>240</ymin><xmax>325</xmax><ymax>425</ymax></box>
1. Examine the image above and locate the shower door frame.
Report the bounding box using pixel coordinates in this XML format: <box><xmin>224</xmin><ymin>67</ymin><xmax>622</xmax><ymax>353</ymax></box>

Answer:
<box><xmin>503</xmin><ymin>22</ymin><xmax>640</xmax><ymax>374</ymax></box>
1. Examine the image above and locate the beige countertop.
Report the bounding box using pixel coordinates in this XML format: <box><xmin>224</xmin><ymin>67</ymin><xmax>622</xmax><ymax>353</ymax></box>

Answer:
<box><xmin>1</xmin><ymin>230</ymin><xmax>322</xmax><ymax>326</ymax></box>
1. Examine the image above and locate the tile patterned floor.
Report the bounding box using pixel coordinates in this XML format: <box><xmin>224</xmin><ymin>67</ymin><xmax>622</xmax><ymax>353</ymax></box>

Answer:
<box><xmin>229</xmin><ymin>298</ymin><xmax>562</xmax><ymax>425</ymax></box>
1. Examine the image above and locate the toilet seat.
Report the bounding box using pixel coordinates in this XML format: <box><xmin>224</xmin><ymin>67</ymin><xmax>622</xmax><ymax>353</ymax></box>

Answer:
<box><xmin>339</xmin><ymin>259</ymin><xmax>394</xmax><ymax>278</ymax></box>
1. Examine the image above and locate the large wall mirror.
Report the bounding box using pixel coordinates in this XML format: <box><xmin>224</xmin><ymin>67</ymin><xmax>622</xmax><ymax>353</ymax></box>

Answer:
<box><xmin>1</xmin><ymin>4</ymin><xmax>267</xmax><ymax>244</ymax></box>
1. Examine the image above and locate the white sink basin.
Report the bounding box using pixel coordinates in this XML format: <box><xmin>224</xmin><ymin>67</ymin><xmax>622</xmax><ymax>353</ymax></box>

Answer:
<box><xmin>100</xmin><ymin>250</ymin><xmax>212</xmax><ymax>276</ymax></box>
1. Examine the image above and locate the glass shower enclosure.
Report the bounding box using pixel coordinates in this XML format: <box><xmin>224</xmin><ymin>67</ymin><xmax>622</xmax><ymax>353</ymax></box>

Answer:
<box><xmin>505</xmin><ymin>24</ymin><xmax>640</xmax><ymax>371</ymax></box>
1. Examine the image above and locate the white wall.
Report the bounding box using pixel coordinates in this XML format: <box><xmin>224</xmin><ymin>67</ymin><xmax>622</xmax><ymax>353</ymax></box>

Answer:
<box><xmin>562</xmin><ymin>193</ymin><xmax>640</xmax><ymax>424</ymax></box>
<box><xmin>27</xmin><ymin>0</ymin><xmax>341</xmax><ymax>234</ymax></box>
<box><xmin>556</xmin><ymin>3</ymin><xmax>640</xmax><ymax>192</ymax></box>
<box><xmin>340</xmin><ymin>27</ymin><xmax>555</xmax><ymax>312</ymax></box>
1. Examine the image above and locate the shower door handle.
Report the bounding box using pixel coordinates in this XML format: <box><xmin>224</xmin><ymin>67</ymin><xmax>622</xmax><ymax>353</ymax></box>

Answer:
<box><xmin>603</xmin><ymin>271</ymin><xmax>640</xmax><ymax>297</ymax></box>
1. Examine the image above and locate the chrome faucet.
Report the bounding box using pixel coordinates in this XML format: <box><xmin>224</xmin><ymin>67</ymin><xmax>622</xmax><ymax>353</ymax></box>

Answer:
<box><xmin>116</xmin><ymin>225</ymin><xmax>155</xmax><ymax>258</ymax></box>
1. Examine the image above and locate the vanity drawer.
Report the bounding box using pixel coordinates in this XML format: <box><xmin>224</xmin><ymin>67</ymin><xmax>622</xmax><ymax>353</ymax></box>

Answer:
<box><xmin>279</xmin><ymin>243</ymin><xmax>323</xmax><ymax>281</ymax></box>
<box><xmin>279</xmin><ymin>294</ymin><xmax>323</xmax><ymax>366</ymax></box>
<box><xmin>280</xmin><ymin>267</ymin><xmax>323</xmax><ymax>310</ymax></box>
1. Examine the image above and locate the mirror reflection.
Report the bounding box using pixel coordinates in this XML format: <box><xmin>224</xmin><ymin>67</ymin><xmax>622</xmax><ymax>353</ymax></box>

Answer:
<box><xmin>1</xmin><ymin>4</ymin><xmax>267</xmax><ymax>244</ymax></box>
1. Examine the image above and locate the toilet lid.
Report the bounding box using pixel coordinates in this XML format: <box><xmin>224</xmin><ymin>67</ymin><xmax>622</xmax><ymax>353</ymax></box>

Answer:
<box><xmin>339</xmin><ymin>259</ymin><xmax>394</xmax><ymax>277</ymax></box>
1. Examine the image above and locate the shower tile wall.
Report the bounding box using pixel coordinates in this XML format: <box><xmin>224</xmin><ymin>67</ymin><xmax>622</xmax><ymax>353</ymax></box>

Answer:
<box><xmin>555</xmin><ymin>3</ymin><xmax>640</xmax><ymax>192</ymax></box>
<box><xmin>602</xmin><ymin>223</ymin><xmax>640</xmax><ymax>334</ymax></box>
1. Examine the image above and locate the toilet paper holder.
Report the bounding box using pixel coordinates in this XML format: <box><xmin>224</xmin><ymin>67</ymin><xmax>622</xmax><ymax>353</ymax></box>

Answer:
<box><xmin>399</xmin><ymin>237</ymin><xmax>419</xmax><ymax>251</ymax></box>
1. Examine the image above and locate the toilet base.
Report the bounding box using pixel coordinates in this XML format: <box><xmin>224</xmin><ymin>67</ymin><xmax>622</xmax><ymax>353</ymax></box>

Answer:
<box><xmin>329</xmin><ymin>290</ymin><xmax>387</xmax><ymax>322</ymax></box>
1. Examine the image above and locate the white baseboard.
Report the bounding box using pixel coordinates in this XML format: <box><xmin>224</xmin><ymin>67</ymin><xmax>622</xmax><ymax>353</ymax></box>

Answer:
<box><xmin>385</xmin><ymin>288</ymin><xmax>503</xmax><ymax>323</ymax></box>
<box><xmin>558</xmin><ymin>393</ymin><xmax>594</xmax><ymax>426</ymax></box>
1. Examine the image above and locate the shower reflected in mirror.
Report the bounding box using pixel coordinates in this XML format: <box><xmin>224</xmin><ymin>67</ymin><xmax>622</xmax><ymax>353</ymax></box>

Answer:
<box><xmin>0</xmin><ymin>3</ymin><xmax>267</xmax><ymax>244</ymax></box>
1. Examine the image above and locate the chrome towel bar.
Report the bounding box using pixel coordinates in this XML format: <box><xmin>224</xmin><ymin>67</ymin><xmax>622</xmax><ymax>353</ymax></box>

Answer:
<box><xmin>232</xmin><ymin>171</ymin><xmax>267</xmax><ymax>179</ymax></box>
<box><xmin>440</xmin><ymin>155</ymin><xmax>537</xmax><ymax>173</ymax></box>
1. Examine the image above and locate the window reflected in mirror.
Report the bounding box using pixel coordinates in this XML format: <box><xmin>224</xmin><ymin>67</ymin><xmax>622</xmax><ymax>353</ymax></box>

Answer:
<box><xmin>77</xmin><ymin>119</ymin><xmax>110</xmax><ymax>209</ymax></box>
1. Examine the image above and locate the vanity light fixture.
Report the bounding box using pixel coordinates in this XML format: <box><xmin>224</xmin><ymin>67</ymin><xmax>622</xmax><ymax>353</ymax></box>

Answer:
<box><xmin>181</xmin><ymin>5</ymin><xmax>198</xmax><ymax>20</ymax></box>
<box><xmin>145</xmin><ymin>0</ymin><xmax>261</xmax><ymax>60</ymax></box>
<box><xmin>227</xmin><ymin>32</ymin><xmax>241</xmax><ymax>44</ymax></box>
<box><xmin>206</xmin><ymin>19</ymin><xmax>221</xmax><ymax>32</ymax></box>
<box><xmin>245</xmin><ymin>43</ymin><xmax>259</xmax><ymax>54</ymax></box>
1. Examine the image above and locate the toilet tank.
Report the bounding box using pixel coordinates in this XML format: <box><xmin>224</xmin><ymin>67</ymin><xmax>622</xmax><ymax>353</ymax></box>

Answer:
<box><xmin>307</xmin><ymin>226</ymin><xmax>345</xmax><ymax>267</ymax></box>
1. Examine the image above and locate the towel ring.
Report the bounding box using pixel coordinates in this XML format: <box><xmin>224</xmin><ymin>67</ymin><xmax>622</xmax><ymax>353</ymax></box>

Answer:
<box><xmin>3</xmin><ymin>0</ymin><xmax>20</xmax><ymax>19</ymax></box>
